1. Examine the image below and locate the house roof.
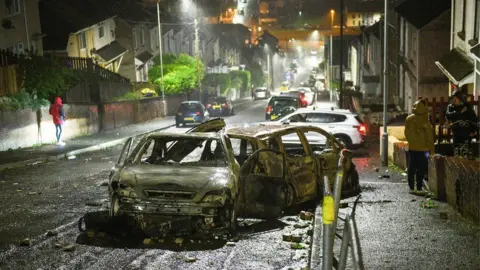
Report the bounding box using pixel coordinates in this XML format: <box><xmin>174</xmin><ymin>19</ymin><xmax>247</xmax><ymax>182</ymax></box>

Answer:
<box><xmin>136</xmin><ymin>51</ymin><xmax>154</xmax><ymax>63</ymax></box>
<box><xmin>40</xmin><ymin>0</ymin><xmax>157</xmax><ymax>51</ymax></box>
<box><xmin>394</xmin><ymin>0</ymin><xmax>450</xmax><ymax>29</ymax></box>
<box><xmin>363</xmin><ymin>20</ymin><xmax>381</xmax><ymax>39</ymax></box>
<box><xmin>435</xmin><ymin>48</ymin><xmax>474</xmax><ymax>85</ymax></box>
<box><xmin>95</xmin><ymin>41</ymin><xmax>127</xmax><ymax>62</ymax></box>
<box><xmin>345</xmin><ymin>0</ymin><xmax>384</xmax><ymax>13</ymax></box>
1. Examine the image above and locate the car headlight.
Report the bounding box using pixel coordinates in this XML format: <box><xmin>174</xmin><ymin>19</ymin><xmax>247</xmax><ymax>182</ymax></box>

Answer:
<box><xmin>116</xmin><ymin>183</ymin><xmax>138</xmax><ymax>198</ymax></box>
<box><xmin>201</xmin><ymin>189</ymin><xmax>227</xmax><ymax>204</ymax></box>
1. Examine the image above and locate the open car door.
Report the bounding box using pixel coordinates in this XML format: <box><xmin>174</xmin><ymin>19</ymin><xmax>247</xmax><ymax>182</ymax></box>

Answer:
<box><xmin>109</xmin><ymin>137</ymin><xmax>133</xmax><ymax>180</ymax></box>
<box><xmin>237</xmin><ymin>148</ymin><xmax>288</xmax><ymax>219</ymax></box>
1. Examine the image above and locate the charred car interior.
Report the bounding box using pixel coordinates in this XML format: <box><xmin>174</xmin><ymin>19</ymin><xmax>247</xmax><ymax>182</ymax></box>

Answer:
<box><xmin>107</xmin><ymin>119</ymin><xmax>360</xmax><ymax>238</ymax></box>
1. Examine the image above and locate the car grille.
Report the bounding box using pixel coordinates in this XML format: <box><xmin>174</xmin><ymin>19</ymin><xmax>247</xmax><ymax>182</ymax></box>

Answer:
<box><xmin>144</xmin><ymin>190</ymin><xmax>196</xmax><ymax>199</ymax></box>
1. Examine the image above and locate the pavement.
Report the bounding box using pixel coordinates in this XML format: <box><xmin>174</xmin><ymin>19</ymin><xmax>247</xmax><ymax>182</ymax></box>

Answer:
<box><xmin>309</xmin><ymin>137</ymin><xmax>480</xmax><ymax>270</ymax></box>
<box><xmin>0</xmin><ymin>97</ymin><xmax>254</xmax><ymax>172</ymax></box>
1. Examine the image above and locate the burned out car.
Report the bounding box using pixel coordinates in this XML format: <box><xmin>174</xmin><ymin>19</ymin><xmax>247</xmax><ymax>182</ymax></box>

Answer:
<box><xmin>226</xmin><ymin>123</ymin><xmax>360</xmax><ymax>213</ymax></box>
<box><xmin>108</xmin><ymin>119</ymin><xmax>241</xmax><ymax>236</ymax></box>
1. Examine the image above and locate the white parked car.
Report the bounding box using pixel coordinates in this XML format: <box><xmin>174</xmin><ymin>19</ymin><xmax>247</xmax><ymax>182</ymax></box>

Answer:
<box><xmin>253</xmin><ymin>87</ymin><xmax>270</xmax><ymax>100</ymax></box>
<box><xmin>260</xmin><ymin>107</ymin><xmax>366</xmax><ymax>149</ymax></box>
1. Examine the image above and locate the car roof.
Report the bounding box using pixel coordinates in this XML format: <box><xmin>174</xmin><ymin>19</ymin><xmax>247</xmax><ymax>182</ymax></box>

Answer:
<box><xmin>271</xmin><ymin>95</ymin><xmax>298</xmax><ymax>100</ymax></box>
<box><xmin>294</xmin><ymin>107</ymin><xmax>355</xmax><ymax>115</ymax></box>
<box><xmin>226</xmin><ymin>124</ymin><xmax>324</xmax><ymax>139</ymax></box>
<box><xmin>181</xmin><ymin>101</ymin><xmax>201</xmax><ymax>104</ymax></box>
<box><xmin>147</xmin><ymin>132</ymin><xmax>221</xmax><ymax>139</ymax></box>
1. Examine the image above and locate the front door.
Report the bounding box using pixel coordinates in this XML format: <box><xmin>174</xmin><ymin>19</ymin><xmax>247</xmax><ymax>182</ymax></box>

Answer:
<box><xmin>237</xmin><ymin>148</ymin><xmax>287</xmax><ymax>219</ymax></box>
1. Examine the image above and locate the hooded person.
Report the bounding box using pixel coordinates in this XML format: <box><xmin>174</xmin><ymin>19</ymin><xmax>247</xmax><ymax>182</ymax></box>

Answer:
<box><xmin>404</xmin><ymin>99</ymin><xmax>434</xmax><ymax>195</ymax></box>
<box><xmin>49</xmin><ymin>97</ymin><xmax>66</xmax><ymax>146</ymax></box>
<box><xmin>445</xmin><ymin>90</ymin><xmax>478</xmax><ymax>159</ymax></box>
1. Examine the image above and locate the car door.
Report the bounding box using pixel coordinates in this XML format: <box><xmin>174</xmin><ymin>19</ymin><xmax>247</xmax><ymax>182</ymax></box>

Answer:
<box><xmin>236</xmin><ymin>148</ymin><xmax>288</xmax><ymax>219</ymax></box>
<box><xmin>108</xmin><ymin>137</ymin><xmax>134</xmax><ymax>187</ymax></box>
<box><xmin>279</xmin><ymin>131</ymin><xmax>317</xmax><ymax>204</ymax></box>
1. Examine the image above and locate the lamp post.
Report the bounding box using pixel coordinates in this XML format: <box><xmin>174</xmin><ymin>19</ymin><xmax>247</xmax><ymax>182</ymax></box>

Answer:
<box><xmin>195</xmin><ymin>18</ymin><xmax>202</xmax><ymax>103</ymax></box>
<box><xmin>156</xmin><ymin>1</ymin><xmax>166</xmax><ymax>117</ymax></box>
<box><xmin>381</xmin><ymin>0</ymin><xmax>389</xmax><ymax>166</ymax></box>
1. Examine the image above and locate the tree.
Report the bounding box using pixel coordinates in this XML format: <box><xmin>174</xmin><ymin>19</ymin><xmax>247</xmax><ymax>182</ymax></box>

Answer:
<box><xmin>19</xmin><ymin>56</ymin><xmax>79</xmax><ymax>102</ymax></box>
<box><xmin>203</xmin><ymin>73</ymin><xmax>231</xmax><ymax>95</ymax></box>
<box><xmin>229</xmin><ymin>70</ymin><xmax>251</xmax><ymax>93</ymax></box>
<box><xmin>149</xmin><ymin>53</ymin><xmax>205</xmax><ymax>95</ymax></box>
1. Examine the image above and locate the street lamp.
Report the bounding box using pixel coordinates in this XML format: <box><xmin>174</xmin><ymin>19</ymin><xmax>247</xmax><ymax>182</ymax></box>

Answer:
<box><xmin>381</xmin><ymin>0</ymin><xmax>389</xmax><ymax>166</ymax></box>
<box><xmin>330</xmin><ymin>9</ymin><xmax>335</xmax><ymax>29</ymax></box>
<box><xmin>156</xmin><ymin>1</ymin><xmax>166</xmax><ymax>117</ymax></box>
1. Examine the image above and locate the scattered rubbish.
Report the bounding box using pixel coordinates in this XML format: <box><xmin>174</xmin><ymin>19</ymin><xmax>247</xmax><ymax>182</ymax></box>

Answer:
<box><xmin>401</xmin><ymin>172</ymin><xmax>407</xmax><ymax>177</ymax></box>
<box><xmin>16</xmin><ymin>189</ymin><xmax>23</xmax><ymax>192</ymax></box>
<box><xmin>226</xmin><ymin>242</ymin><xmax>236</xmax><ymax>246</ymax></box>
<box><xmin>62</xmin><ymin>244</ymin><xmax>76</xmax><ymax>252</ymax></box>
<box><xmin>290</xmin><ymin>235</ymin><xmax>302</xmax><ymax>243</ymax></box>
<box><xmin>28</xmin><ymin>192</ymin><xmax>38</xmax><ymax>195</ymax></box>
<box><xmin>31</xmin><ymin>161</ymin><xmax>42</xmax><ymax>165</ymax></box>
<box><xmin>294</xmin><ymin>222</ymin><xmax>309</xmax><ymax>229</ymax></box>
<box><xmin>175</xmin><ymin>237</ymin><xmax>184</xmax><ymax>246</ymax></box>
<box><xmin>307</xmin><ymin>229</ymin><xmax>313</xmax><ymax>236</ymax></box>
<box><xmin>87</xmin><ymin>230</ymin><xmax>95</xmax><ymax>238</ymax></box>
<box><xmin>101</xmin><ymin>157</ymin><xmax>110</xmax><ymax>160</ymax></box>
<box><xmin>339</xmin><ymin>202</ymin><xmax>349</xmax><ymax>209</ymax></box>
<box><xmin>290</xmin><ymin>243</ymin><xmax>305</xmax><ymax>249</ymax></box>
<box><xmin>85</xmin><ymin>201</ymin><xmax>102</xmax><ymax>207</ymax></box>
<box><xmin>210</xmin><ymin>261</ymin><xmax>215</xmax><ymax>266</ymax></box>
<box><xmin>67</xmin><ymin>156</ymin><xmax>76</xmax><ymax>160</ymax></box>
<box><xmin>439</xmin><ymin>212</ymin><xmax>448</xmax><ymax>219</ymax></box>
<box><xmin>19</xmin><ymin>238</ymin><xmax>31</xmax><ymax>246</ymax></box>
<box><xmin>283</xmin><ymin>233</ymin><xmax>292</xmax><ymax>242</ymax></box>
<box><xmin>100</xmin><ymin>182</ymin><xmax>109</xmax><ymax>187</ymax></box>
<box><xmin>286</xmin><ymin>217</ymin><xmax>297</xmax><ymax>222</ymax></box>
<box><xmin>46</xmin><ymin>230</ymin><xmax>58</xmax><ymax>237</ymax></box>
<box><xmin>382</xmin><ymin>174</ymin><xmax>390</xmax><ymax>178</ymax></box>
<box><xmin>385</xmin><ymin>169</ymin><xmax>389</xmax><ymax>173</ymax></box>
<box><xmin>54</xmin><ymin>243</ymin><xmax>63</xmax><ymax>248</ymax></box>
<box><xmin>299</xmin><ymin>211</ymin><xmax>313</xmax><ymax>221</ymax></box>
<box><xmin>108</xmin><ymin>161</ymin><xmax>114</xmax><ymax>164</ymax></box>
<box><xmin>421</xmin><ymin>199</ymin><xmax>438</xmax><ymax>209</ymax></box>
<box><xmin>373</xmin><ymin>167</ymin><xmax>379</xmax><ymax>172</ymax></box>
<box><xmin>184</xmin><ymin>257</ymin><xmax>196</xmax><ymax>263</ymax></box>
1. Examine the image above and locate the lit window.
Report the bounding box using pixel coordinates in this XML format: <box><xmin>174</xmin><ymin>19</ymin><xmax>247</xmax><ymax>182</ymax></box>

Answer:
<box><xmin>140</xmin><ymin>27</ymin><xmax>145</xmax><ymax>45</ymax></box>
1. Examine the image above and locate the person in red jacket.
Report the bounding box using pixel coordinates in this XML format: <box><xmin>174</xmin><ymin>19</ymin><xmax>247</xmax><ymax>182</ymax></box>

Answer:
<box><xmin>49</xmin><ymin>97</ymin><xmax>66</xmax><ymax>146</ymax></box>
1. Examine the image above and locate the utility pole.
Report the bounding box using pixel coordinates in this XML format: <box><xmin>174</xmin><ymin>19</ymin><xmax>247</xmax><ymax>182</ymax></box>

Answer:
<box><xmin>381</xmin><ymin>0</ymin><xmax>389</xmax><ymax>166</ymax></box>
<box><xmin>195</xmin><ymin>18</ymin><xmax>202</xmax><ymax>103</ymax></box>
<box><xmin>157</xmin><ymin>1</ymin><xmax>166</xmax><ymax>117</ymax></box>
<box><xmin>329</xmin><ymin>35</ymin><xmax>333</xmax><ymax>102</ymax></box>
<box><xmin>338</xmin><ymin>0</ymin><xmax>344</xmax><ymax>108</ymax></box>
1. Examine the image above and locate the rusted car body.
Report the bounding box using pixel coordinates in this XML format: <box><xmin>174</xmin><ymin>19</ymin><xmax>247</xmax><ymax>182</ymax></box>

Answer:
<box><xmin>226</xmin><ymin>123</ymin><xmax>360</xmax><ymax>216</ymax></box>
<box><xmin>108</xmin><ymin>119</ymin><xmax>359</xmax><ymax>236</ymax></box>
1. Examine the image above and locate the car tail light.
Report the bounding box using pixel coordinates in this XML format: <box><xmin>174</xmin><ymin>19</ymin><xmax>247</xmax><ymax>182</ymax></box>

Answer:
<box><xmin>266</xmin><ymin>105</ymin><xmax>272</xmax><ymax>113</ymax></box>
<box><xmin>196</xmin><ymin>111</ymin><xmax>201</xmax><ymax>115</ymax></box>
<box><xmin>177</xmin><ymin>112</ymin><xmax>182</xmax><ymax>116</ymax></box>
<box><xmin>223</xmin><ymin>103</ymin><xmax>228</xmax><ymax>107</ymax></box>
<box><xmin>357</xmin><ymin>124</ymin><xmax>367</xmax><ymax>136</ymax></box>
<box><xmin>206</xmin><ymin>104</ymin><xmax>211</xmax><ymax>108</ymax></box>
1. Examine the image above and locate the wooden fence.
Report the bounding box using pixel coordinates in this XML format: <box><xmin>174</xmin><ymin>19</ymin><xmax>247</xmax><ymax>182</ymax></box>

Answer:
<box><xmin>0</xmin><ymin>49</ymin><xmax>130</xmax><ymax>97</ymax></box>
<box><xmin>424</xmin><ymin>94</ymin><xmax>480</xmax><ymax>143</ymax></box>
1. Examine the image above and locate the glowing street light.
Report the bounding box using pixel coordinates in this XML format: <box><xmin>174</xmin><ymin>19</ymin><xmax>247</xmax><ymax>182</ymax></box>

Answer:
<box><xmin>330</xmin><ymin>9</ymin><xmax>335</xmax><ymax>29</ymax></box>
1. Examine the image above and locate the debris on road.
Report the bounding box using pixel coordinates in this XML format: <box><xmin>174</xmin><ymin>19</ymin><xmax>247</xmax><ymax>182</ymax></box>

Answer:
<box><xmin>185</xmin><ymin>257</ymin><xmax>197</xmax><ymax>263</ymax></box>
<box><xmin>290</xmin><ymin>235</ymin><xmax>302</xmax><ymax>243</ymax></box>
<box><xmin>339</xmin><ymin>202</ymin><xmax>349</xmax><ymax>208</ymax></box>
<box><xmin>294</xmin><ymin>222</ymin><xmax>309</xmax><ymax>229</ymax></box>
<box><xmin>290</xmin><ymin>242</ymin><xmax>305</xmax><ymax>249</ymax></box>
<box><xmin>62</xmin><ymin>244</ymin><xmax>76</xmax><ymax>252</ymax></box>
<box><xmin>46</xmin><ymin>230</ymin><xmax>58</xmax><ymax>237</ymax></box>
<box><xmin>283</xmin><ymin>233</ymin><xmax>292</xmax><ymax>241</ymax></box>
<box><xmin>67</xmin><ymin>155</ymin><xmax>76</xmax><ymax>160</ymax></box>
<box><xmin>175</xmin><ymin>237</ymin><xmax>184</xmax><ymax>246</ymax></box>
<box><xmin>28</xmin><ymin>191</ymin><xmax>39</xmax><ymax>195</ymax></box>
<box><xmin>85</xmin><ymin>201</ymin><xmax>103</xmax><ymax>207</ymax></box>
<box><xmin>299</xmin><ymin>211</ymin><xmax>313</xmax><ymax>221</ymax></box>
<box><xmin>421</xmin><ymin>199</ymin><xmax>438</xmax><ymax>209</ymax></box>
<box><xmin>226</xmin><ymin>242</ymin><xmax>236</xmax><ymax>246</ymax></box>
<box><xmin>19</xmin><ymin>238</ymin><xmax>31</xmax><ymax>246</ymax></box>
<box><xmin>143</xmin><ymin>238</ymin><xmax>153</xmax><ymax>245</ymax></box>
<box><xmin>439</xmin><ymin>212</ymin><xmax>449</xmax><ymax>219</ymax></box>
<box><xmin>100</xmin><ymin>182</ymin><xmax>109</xmax><ymax>187</ymax></box>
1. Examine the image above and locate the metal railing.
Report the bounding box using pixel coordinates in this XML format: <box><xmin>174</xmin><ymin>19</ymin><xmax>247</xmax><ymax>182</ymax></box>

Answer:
<box><xmin>322</xmin><ymin>149</ymin><xmax>365</xmax><ymax>270</ymax></box>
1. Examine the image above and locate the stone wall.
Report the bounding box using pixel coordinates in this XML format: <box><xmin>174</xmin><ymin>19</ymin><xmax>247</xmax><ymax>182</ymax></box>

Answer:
<box><xmin>0</xmin><ymin>104</ymin><xmax>98</xmax><ymax>151</ymax></box>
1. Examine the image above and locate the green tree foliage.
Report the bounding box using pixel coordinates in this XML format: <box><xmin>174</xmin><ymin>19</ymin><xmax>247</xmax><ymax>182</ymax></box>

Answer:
<box><xmin>149</xmin><ymin>53</ymin><xmax>205</xmax><ymax>95</ymax></box>
<box><xmin>318</xmin><ymin>61</ymin><xmax>325</xmax><ymax>71</ymax></box>
<box><xmin>18</xmin><ymin>56</ymin><xmax>79</xmax><ymax>102</ymax></box>
<box><xmin>229</xmin><ymin>70</ymin><xmax>251</xmax><ymax>93</ymax></box>
<box><xmin>203</xmin><ymin>73</ymin><xmax>231</xmax><ymax>95</ymax></box>
<box><xmin>232</xmin><ymin>77</ymin><xmax>243</xmax><ymax>90</ymax></box>
<box><xmin>248</xmin><ymin>62</ymin><xmax>265</xmax><ymax>87</ymax></box>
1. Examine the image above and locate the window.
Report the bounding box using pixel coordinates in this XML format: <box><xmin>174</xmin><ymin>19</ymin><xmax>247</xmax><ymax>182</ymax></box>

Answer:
<box><xmin>133</xmin><ymin>29</ymin><xmax>137</xmax><ymax>48</ymax></box>
<box><xmin>140</xmin><ymin>27</ymin><xmax>145</xmax><ymax>45</ymax></box>
<box><xmin>98</xmin><ymin>22</ymin><xmax>105</xmax><ymax>39</ymax></box>
<box><xmin>230</xmin><ymin>138</ymin><xmax>254</xmax><ymax>156</ymax></box>
<box><xmin>462</xmin><ymin>0</ymin><xmax>467</xmax><ymax>32</ymax></box>
<box><xmin>280</xmin><ymin>132</ymin><xmax>307</xmax><ymax>157</ymax></box>
<box><xmin>352</xmin><ymin>14</ymin><xmax>356</xmax><ymax>19</ymax></box>
<box><xmin>6</xmin><ymin>0</ymin><xmax>20</xmax><ymax>15</ymax></box>
<box><xmin>78</xmin><ymin>31</ymin><xmax>87</xmax><ymax>49</ymax></box>
<box><xmin>474</xmin><ymin>0</ymin><xmax>480</xmax><ymax>40</ymax></box>
<box><xmin>306</xmin><ymin>113</ymin><xmax>347</xmax><ymax>123</ymax></box>
<box><xmin>303</xmin><ymin>131</ymin><xmax>332</xmax><ymax>152</ymax></box>
<box><xmin>9</xmin><ymin>42</ymin><xmax>24</xmax><ymax>54</ymax></box>
<box><xmin>410</xmin><ymin>32</ymin><xmax>417</xmax><ymax>63</ymax></box>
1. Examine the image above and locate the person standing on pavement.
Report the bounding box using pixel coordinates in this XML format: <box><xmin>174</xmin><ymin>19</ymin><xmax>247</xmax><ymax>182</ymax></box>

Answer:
<box><xmin>49</xmin><ymin>96</ymin><xmax>66</xmax><ymax>146</ymax></box>
<box><xmin>404</xmin><ymin>99</ymin><xmax>434</xmax><ymax>195</ymax></box>
<box><xmin>445</xmin><ymin>90</ymin><xmax>478</xmax><ymax>159</ymax></box>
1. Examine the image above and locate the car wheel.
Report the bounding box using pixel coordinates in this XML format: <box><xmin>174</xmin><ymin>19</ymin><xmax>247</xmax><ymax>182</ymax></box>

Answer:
<box><xmin>334</xmin><ymin>135</ymin><xmax>352</xmax><ymax>149</ymax></box>
<box><xmin>110</xmin><ymin>194</ymin><xmax>120</xmax><ymax>217</ymax></box>
<box><xmin>286</xmin><ymin>184</ymin><xmax>295</xmax><ymax>207</ymax></box>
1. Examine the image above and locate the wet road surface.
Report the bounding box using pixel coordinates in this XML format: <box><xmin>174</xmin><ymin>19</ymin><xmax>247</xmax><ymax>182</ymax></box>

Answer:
<box><xmin>0</xmin><ymin>99</ymin><xmax>313</xmax><ymax>270</ymax></box>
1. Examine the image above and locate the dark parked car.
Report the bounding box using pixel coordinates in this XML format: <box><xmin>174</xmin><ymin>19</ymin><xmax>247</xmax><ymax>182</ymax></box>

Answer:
<box><xmin>205</xmin><ymin>96</ymin><xmax>234</xmax><ymax>116</ymax></box>
<box><xmin>176</xmin><ymin>101</ymin><xmax>210</xmax><ymax>127</ymax></box>
<box><xmin>265</xmin><ymin>96</ymin><xmax>302</xmax><ymax>121</ymax></box>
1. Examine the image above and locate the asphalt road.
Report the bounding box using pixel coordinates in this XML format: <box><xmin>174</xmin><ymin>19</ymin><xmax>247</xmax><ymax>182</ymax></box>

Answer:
<box><xmin>0</xmin><ymin>99</ymin><xmax>316</xmax><ymax>270</ymax></box>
